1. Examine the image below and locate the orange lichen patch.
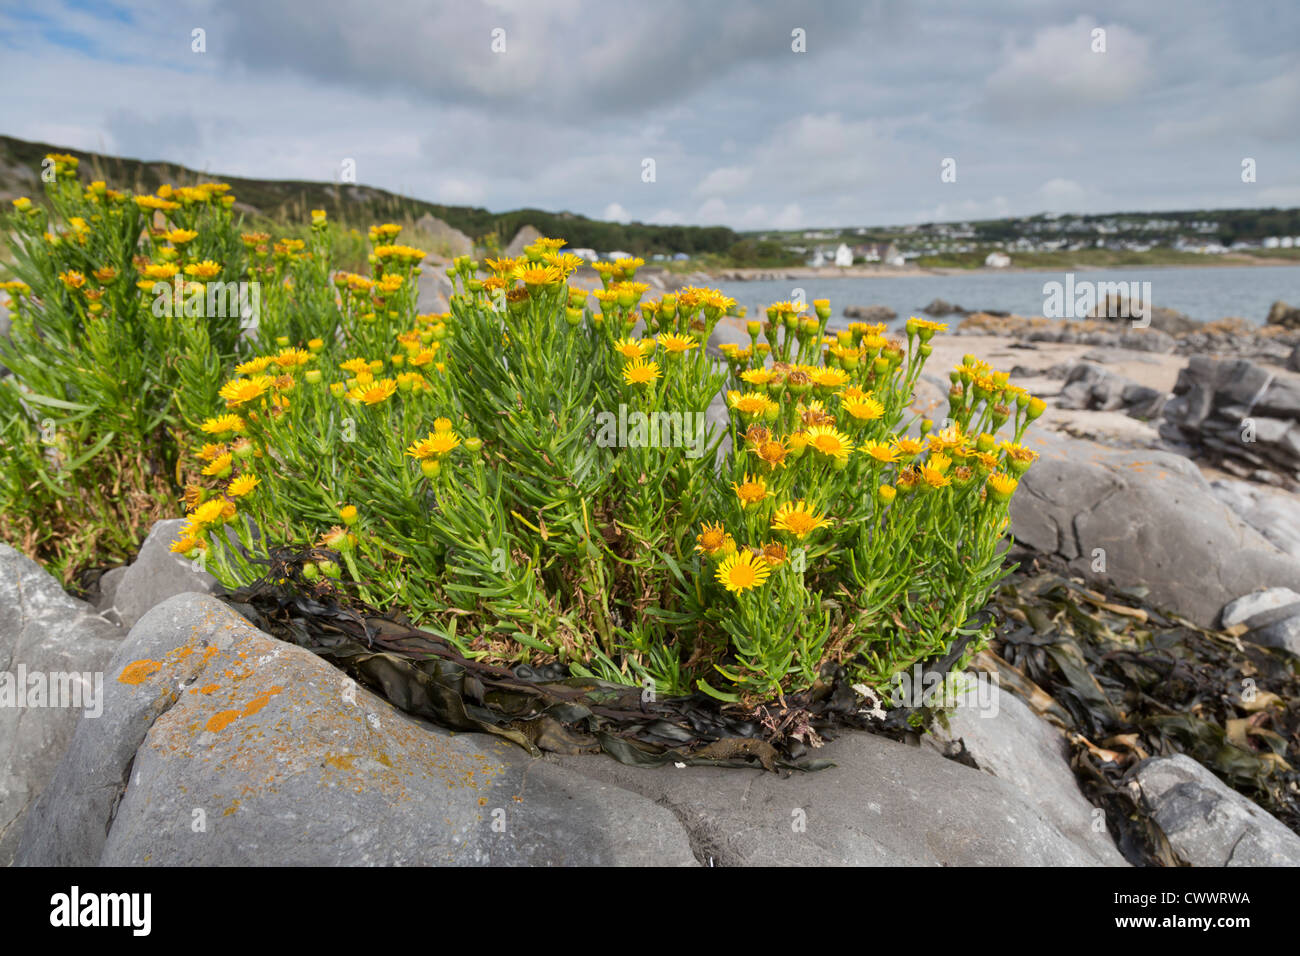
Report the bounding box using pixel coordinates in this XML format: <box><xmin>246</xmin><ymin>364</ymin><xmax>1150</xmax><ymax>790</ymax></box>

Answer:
<box><xmin>222</xmin><ymin>667</ymin><xmax>255</xmax><ymax>680</ymax></box>
<box><xmin>199</xmin><ymin>683</ymin><xmax>219</xmax><ymax>694</ymax></box>
<box><xmin>202</xmin><ymin>645</ymin><xmax>221</xmax><ymax>662</ymax></box>
<box><xmin>118</xmin><ymin>659</ymin><xmax>162</xmax><ymax>684</ymax></box>
<box><xmin>240</xmin><ymin>685</ymin><xmax>283</xmax><ymax>717</ymax></box>
<box><xmin>377</xmin><ymin>752</ymin><xmax>393</xmax><ymax>768</ymax></box>
<box><xmin>325</xmin><ymin>753</ymin><xmax>357</xmax><ymax>770</ymax></box>
<box><xmin>205</xmin><ymin>709</ymin><xmax>241</xmax><ymax>733</ymax></box>
<box><xmin>223</xmin><ymin>800</ymin><xmax>240</xmax><ymax>817</ymax></box>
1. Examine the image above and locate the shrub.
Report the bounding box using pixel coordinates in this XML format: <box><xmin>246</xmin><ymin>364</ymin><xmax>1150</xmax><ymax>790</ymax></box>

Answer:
<box><xmin>2</xmin><ymin>161</ymin><xmax>1043</xmax><ymax>706</ymax></box>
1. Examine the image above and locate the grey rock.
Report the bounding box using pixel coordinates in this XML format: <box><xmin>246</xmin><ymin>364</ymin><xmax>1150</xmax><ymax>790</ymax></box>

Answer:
<box><xmin>504</xmin><ymin>225</ymin><xmax>542</xmax><ymax>258</ymax></box>
<box><xmin>1266</xmin><ymin>300</ymin><xmax>1300</xmax><ymax>330</ymax></box>
<box><xmin>94</xmin><ymin>566</ymin><xmax>127</xmax><ymax>615</ymax></box>
<box><xmin>17</xmin><ymin>594</ymin><xmax>697</xmax><ymax>866</ymax></box>
<box><xmin>1209</xmin><ymin>479</ymin><xmax>1300</xmax><ymax>559</ymax></box>
<box><xmin>555</xmin><ymin>730</ymin><xmax>1116</xmax><ymax>866</ymax></box>
<box><xmin>1118</xmin><ymin>328</ymin><xmax>1176</xmax><ymax>353</ymax></box>
<box><xmin>110</xmin><ymin>519</ymin><xmax>218</xmax><ymax>630</ymax></box>
<box><xmin>1287</xmin><ymin>344</ymin><xmax>1300</xmax><ymax>373</ymax></box>
<box><xmin>842</xmin><ymin>304</ymin><xmax>897</xmax><ymax>322</ymax></box>
<box><xmin>1243</xmin><ymin>613</ymin><xmax>1300</xmax><ymax>658</ymax></box>
<box><xmin>1219</xmin><ymin>587</ymin><xmax>1300</xmax><ymax>628</ymax></box>
<box><xmin>412</xmin><ymin>213</ymin><xmax>473</xmax><ymax>258</ymax></box>
<box><xmin>1010</xmin><ymin>431</ymin><xmax>1300</xmax><ymax>626</ymax></box>
<box><xmin>922</xmin><ymin>298</ymin><xmax>964</xmax><ymax>317</ymax></box>
<box><xmin>0</xmin><ymin>544</ymin><xmax>123</xmax><ymax>866</ymax></box>
<box><xmin>1161</xmin><ymin>356</ymin><xmax>1300</xmax><ymax>486</ymax></box>
<box><xmin>1131</xmin><ymin>754</ymin><xmax>1300</xmax><ymax>866</ymax></box>
<box><xmin>927</xmin><ymin>690</ymin><xmax>1125</xmax><ymax>864</ymax></box>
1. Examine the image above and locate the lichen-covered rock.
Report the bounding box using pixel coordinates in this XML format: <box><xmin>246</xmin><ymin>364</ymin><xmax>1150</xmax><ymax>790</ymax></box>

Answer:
<box><xmin>0</xmin><ymin>544</ymin><xmax>122</xmax><ymax>866</ymax></box>
<box><xmin>17</xmin><ymin>593</ymin><xmax>697</xmax><ymax>866</ymax></box>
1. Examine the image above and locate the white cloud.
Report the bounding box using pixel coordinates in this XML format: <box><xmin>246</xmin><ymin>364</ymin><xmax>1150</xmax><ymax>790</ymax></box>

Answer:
<box><xmin>984</xmin><ymin>17</ymin><xmax>1150</xmax><ymax>120</ymax></box>
<box><xmin>694</xmin><ymin>165</ymin><xmax>752</xmax><ymax>196</ymax></box>
<box><xmin>602</xmin><ymin>202</ymin><xmax>630</xmax><ymax>223</ymax></box>
<box><xmin>1037</xmin><ymin>178</ymin><xmax>1087</xmax><ymax>213</ymax></box>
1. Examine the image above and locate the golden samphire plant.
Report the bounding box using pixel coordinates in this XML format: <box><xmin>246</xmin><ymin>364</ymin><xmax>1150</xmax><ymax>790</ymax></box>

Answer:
<box><xmin>3</xmin><ymin>159</ymin><xmax>1044</xmax><ymax>704</ymax></box>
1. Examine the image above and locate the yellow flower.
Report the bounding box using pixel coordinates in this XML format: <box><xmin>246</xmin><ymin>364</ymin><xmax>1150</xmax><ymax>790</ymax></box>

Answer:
<box><xmin>860</xmin><ymin>439</ymin><xmax>899</xmax><ymax>465</ymax></box>
<box><xmin>622</xmin><ymin>357</ymin><xmax>662</xmax><ymax>387</ymax></box>
<box><xmin>892</xmin><ymin>436</ymin><xmax>925</xmax><ymax>460</ymax></box>
<box><xmin>227</xmin><ymin>473</ymin><xmax>260</xmax><ymax>497</ymax></box>
<box><xmin>235</xmin><ymin>356</ymin><xmax>275</xmax><ymax>375</ymax></box>
<box><xmin>731</xmin><ymin>473</ymin><xmax>769</xmax><ymax>507</ymax></box>
<box><xmin>740</xmin><ymin>368</ymin><xmax>776</xmax><ymax>386</ymax></box>
<box><xmin>1000</xmin><ymin>441</ymin><xmax>1039</xmax><ymax>474</ymax></box>
<box><xmin>715</xmin><ymin>549</ymin><xmax>771</xmax><ymax>594</ymax></box>
<box><xmin>201</xmin><ymin>453</ymin><xmax>233</xmax><ymax>477</ymax></box>
<box><xmin>810</xmin><ymin>367</ymin><xmax>851</xmax><ymax>389</ymax></box>
<box><xmin>407</xmin><ymin>430</ymin><xmax>462</xmax><ymax>460</ymax></box>
<box><xmin>657</xmin><ymin>333</ymin><xmax>699</xmax><ymax>355</ymax></box>
<box><xmin>169</xmin><ymin>535</ymin><xmax>203</xmax><ymax>555</ymax></box>
<box><xmin>803</xmin><ymin>424</ymin><xmax>853</xmax><ymax>460</ymax></box>
<box><xmin>134</xmin><ymin>195</ymin><xmax>180</xmax><ymax>211</ymax></box>
<box><xmin>754</xmin><ymin>438</ymin><xmax>790</xmax><ymax>470</ymax></box>
<box><xmin>842</xmin><ymin>394</ymin><xmax>884</xmax><ymax>422</ymax></box>
<box><xmin>58</xmin><ymin>270</ymin><xmax>86</xmax><ymax>290</ymax></box>
<box><xmin>164</xmin><ymin>228</ymin><xmax>198</xmax><ymax>245</ymax></box>
<box><xmin>772</xmin><ymin>500</ymin><xmax>831</xmax><ymax>539</ymax></box>
<box><xmin>919</xmin><ymin>466</ymin><xmax>950</xmax><ymax>491</ymax></box>
<box><xmin>613</xmin><ymin>337</ymin><xmax>652</xmax><ymax>360</ymax></box>
<box><xmin>433</xmin><ymin>417</ymin><xmax>454</xmax><ymax>432</ymax></box>
<box><xmin>200</xmin><ymin>414</ymin><xmax>244</xmax><ymax>436</ymax></box>
<box><xmin>275</xmin><ymin>347</ymin><xmax>312</xmax><ymax>370</ymax></box>
<box><xmin>219</xmin><ymin>375</ymin><xmax>274</xmax><ymax>408</ymax></box>
<box><xmin>728</xmin><ymin>391</ymin><xmax>778</xmax><ymax>418</ymax></box>
<box><xmin>348</xmin><ymin>378</ymin><xmax>397</xmax><ymax>405</ymax></box>
<box><xmin>517</xmin><ymin>264</ymin><xmax>563</xmax><ymax>287</ymax></box>
<box><xmin>142</xmin><ymin>262</ymin><xmax>179</xmax><ymax>280</ymax></box>
<box><xmin>694</xmin><ymin>521</ymin><xmax>729</xmax><ymax>556</ymax></box>
<box><xmin>759</xmin><ymin>542</ymin><xmax>788</xmax><ymax>568</ymax></box>
<box><xmin>987</xmin><ymin>472</ymin><xmax>1018</xmax><ymax>502</ymax></box>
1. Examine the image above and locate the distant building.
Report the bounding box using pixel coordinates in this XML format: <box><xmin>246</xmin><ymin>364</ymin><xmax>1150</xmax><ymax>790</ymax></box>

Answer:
<box><xmin>853</xmin><ymin>242</ymin><xmax>899</xmax><ymax>263</ymax></box>
<box><xmin>672</xmin><ymin>252</ymin><xmax>690</xmax><ymax>261</ymax></box>
<box><xmin>604</xmin><ymin>250</ymin><xmax>632</xmax><ymax>260</ymax></box>
<box><xmin>834</xmin><ymin>243</ymin><xmax>853</xmax><ymax>267</ymax></box>
<box><xmin>571</xmin><ymin>248</ymin><xmax>598</xmax><ymax>261</ymax></box>
<box><xmin>984</xmin><ymin>252</ymin><xmax>1011</xmax><ymax>268</ymax></box>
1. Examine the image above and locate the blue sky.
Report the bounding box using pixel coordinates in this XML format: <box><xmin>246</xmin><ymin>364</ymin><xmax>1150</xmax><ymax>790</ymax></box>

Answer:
<box><xmin>1</xmin><ymin>0</ymin><xmax>1297</xmax><ymax>230</ymax></box>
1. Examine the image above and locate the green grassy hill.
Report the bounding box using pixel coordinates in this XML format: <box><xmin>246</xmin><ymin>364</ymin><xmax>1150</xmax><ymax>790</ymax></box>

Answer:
<box><xmin>0</xmin><ymin>133</ymin><xmax>737</xmax><ymax>257</ymax></box>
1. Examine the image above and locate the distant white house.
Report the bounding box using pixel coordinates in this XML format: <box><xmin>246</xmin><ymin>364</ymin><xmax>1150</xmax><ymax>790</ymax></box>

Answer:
<box><xmin>1264</xmin><ymin>237</ymin><xmax>1281</xmax><ymax>249</ymax></box>
<box><xmin>604</xmin><ymin>250</ymin><xmax>632</xmax><ymax>260</ymax></box>
<box><xmin>834</xmin><ymin>243</ymin><xmax>853</xmax><ymax>267</ymax></box>
<box><xmin>1282</xmin><ymin>237</ymin><xmax>1296</xmax><ymax>249</ymax></box>
<box><xmin>885</xmin><ymin>253</ymin><xmax>907</xmax><ymax>267</ymax></box>
<box><xmin>571</xmin><ymin>248</ymin><xmax>598</xmax><ymax>261</ymax></box>
<box><xmin>984</xmin><ymin>252</ymin><xmax>1011</xmax><ymax>268</ymax></box>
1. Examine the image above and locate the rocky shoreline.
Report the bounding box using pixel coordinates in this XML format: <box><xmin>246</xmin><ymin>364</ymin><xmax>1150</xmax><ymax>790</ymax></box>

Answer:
<box><xmin>4</xmin><ymin>288</ymin><xmax>1300</xmax><ymax>868</ymax></box>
